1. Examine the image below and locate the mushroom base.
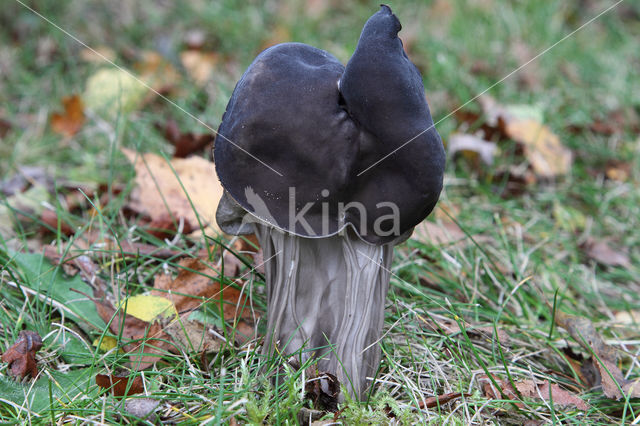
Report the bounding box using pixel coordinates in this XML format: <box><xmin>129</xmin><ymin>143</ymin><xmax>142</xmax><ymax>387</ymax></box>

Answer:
<box><xmin>254</xmin><ymin>224</ymin><xmax>393</xmax><ymax>400</ymax></box>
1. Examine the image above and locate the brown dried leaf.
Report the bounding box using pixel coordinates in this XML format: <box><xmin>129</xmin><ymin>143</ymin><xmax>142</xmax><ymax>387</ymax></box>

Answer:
<box><xmin>581</xmin><ymin>237</ymin><xmax>631</xmax><ymax>268</ymax></box>
<box><xmin>144</xmin><ymin>212</ymin><xmax>195</xmax><ymax>239</ymax></box>
<box><xmin>96</xmin><ymin>373</ymin><xmax>144</xmax><ymax>397</ymax></box>
<box><xmin>151</xmin><ymin>257</ymin><xmax>246</xmax><ymax>316</ymax></box>
<box><xmin>1</xmin><ymin>331</ymin><xmax>43</xmax><ymax>379</ymax></box>
<box><xmin>121</xmin><ymin>148</ymin><xmax>223</xmax><ymax>235</ymax></box>
<box><xmin>40</xmin><ymin>209</ymin><xmax>74</xmax><ymax>236</ymax></box>
<box><xmin>50</xmin><ymin>95</ymin><xmax>85</xmax><ymax>138</ymax></box>
<box><xmin>604</xmin><ymin>160</ymin><xmax>631</xmax><ymax>182</ymax></box>
<box><xmin>413</xmin><ymin>221</ymin><xmax>466</xmax><ymax>246</ymax></box>
<box><xmin>158</xmin><ymin>119</ymin><xmax>215</xmax><ymax>158</ymax></box>
<box><xmin>0</xmin><ymin>117</ymin><xmax>12</xmax><ymax>138</ymax></box>
<box><xmin>305</xmin><ymin>369</ymin><xmax>340</xmax><ymax>412</ymax></box>
<box><xmin>515</xmin><ymin>380</ymin><xmax>589</xmax><ymax>411</ymax></box>
<box><xmin>555</xmin><ymin>311</ymin><xmax>640</xmax><ymax>399</ymax></box>
<box><xmin>479</xmin><ymin>375</ymin><xmax>589</xmax><ymax>411</ymax></box>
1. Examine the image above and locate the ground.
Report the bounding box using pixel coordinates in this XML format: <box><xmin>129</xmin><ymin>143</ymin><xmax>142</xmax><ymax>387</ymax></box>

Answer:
<box><xmin>0</xmin><ymin>0</ymin><xmax>639</xmax><ymax>424</ymax></box>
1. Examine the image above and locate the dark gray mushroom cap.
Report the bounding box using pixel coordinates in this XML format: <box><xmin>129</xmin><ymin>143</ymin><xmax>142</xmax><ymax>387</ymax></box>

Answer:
<box><xmin>214</xmin><ymin>5</ymin><xmax>445</xmax><ymax>245</ymax></box>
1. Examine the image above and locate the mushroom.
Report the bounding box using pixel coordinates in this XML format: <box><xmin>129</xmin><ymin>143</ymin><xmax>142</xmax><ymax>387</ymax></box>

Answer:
<box><xmin>214</xmin><ymin>5</ymin><xmax>445</xmax><ymax>400</ymax></box>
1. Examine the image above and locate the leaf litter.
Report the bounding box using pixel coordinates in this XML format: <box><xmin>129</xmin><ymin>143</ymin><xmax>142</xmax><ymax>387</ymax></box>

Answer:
<box><xmin>479</xmin><ymin>374</ymin><xmax>589</xmax><ymax>411</ymax></box>
<box><xmin>121</xmin><ymin>147</ymin><xmax>224</xmax><ymax>235</ymax></box>
<box><xmin>1</xmin><ymin>330</ymin><xmax>43</xmax><ymax>379</ymax></box>
<box><xmin>450</xmin><ymin>95</ymin><xmax>573</xmax><ymax>191</ymax></box>
<box><xmin>50</xmin><ymin>94</ymin><xmax>85</xmax><ymax>138</ymax></box>
<box><xmin>554</xmin><ymin>310</ymin><xmax>640</xmax><ymax>400</ymax></box>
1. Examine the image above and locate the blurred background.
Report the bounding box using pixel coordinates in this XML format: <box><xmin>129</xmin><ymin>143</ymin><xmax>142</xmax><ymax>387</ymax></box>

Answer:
<box><xmin>1</xmin><ymin>1</ymin><xmax>639</xmax><ymax>423</ymax></box>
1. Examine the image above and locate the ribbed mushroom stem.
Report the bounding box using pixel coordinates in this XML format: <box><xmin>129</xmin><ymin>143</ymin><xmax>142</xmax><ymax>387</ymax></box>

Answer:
<box><xmin>254</xmin><ymin>223</ymin><xmax>393</xmax><ymax>399</ymax></box>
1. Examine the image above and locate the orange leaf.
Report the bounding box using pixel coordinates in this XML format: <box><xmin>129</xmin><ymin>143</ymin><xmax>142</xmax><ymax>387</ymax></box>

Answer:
<box><xmin>51</xmin><ymin>95</ymin><xmax>85</xmax><ymax>138</ymax></box>
<box><xmin>96</xmin><ymin>374</ymin><xmax>144</xmax><ymax>397</ymax></box>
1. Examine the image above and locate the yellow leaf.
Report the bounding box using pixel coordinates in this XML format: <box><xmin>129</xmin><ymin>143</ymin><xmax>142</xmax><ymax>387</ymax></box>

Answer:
<box><xmin>505</xmin><ymin>119</ymin><xmax>572</xmax><ymax>178</ymax></box>
<box><xmin>120</xmin><ymin>295</ymin><xmax>177</xmax><ymax>322</ymax></box>
<box><xmin>84</xmin><ymin>68</ymin><xmax>147</xmax><ymax>117</ymax></box>
<box><xmin>93</xmin><ymin>336</ymin><xmax>119</xmax><ymax>352</ymax></box>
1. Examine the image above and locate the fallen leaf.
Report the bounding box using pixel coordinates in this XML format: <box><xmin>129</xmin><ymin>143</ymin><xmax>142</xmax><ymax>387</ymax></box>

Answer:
<box><xmin>604</xmin><ymin>159</ymin><xmax>631</xmax><ymax>182</ymax></box>
<box><xmin>50</xmin><ymin>95</ymin><xmax>85</xmax><ymax>138</ymax></box>
<box><xmin>144</xmin><ymin>212</ymin><xmax>195</xmax><ymax>238</ymax></box>
<box><xmin>40</xmin><ymin>209</ymin><xmax>74</xmax><ymax>236</ymax></box>
<box><xmin>475</xmin><ymin>95</ymin><xmax>572</xmax><ymax>178</ymax></box>
<box><xmin>581</xmin><ymin>237</ymin><xmax>631</xmax><ymax>268</ymax></box>
<box><xmin>1</xmin><ymin>166</ymin><xmax>50</xmax><ymax>197</ymax></box>
<box><xmin>0</xmin><ymin>117</ymin><xmax>12</xmax><ymax>138</ymax></box>
<box><xmin>305</xmin><ymin>369</ymin><xmax>340</xmax><ymax>412</ymax></box>
<box><xmin>555</xmin><ymin>311</ymin><xmax>640</xmax><ymax>399</ymax></box>
<box><xmin>120</xmin><ymin>295</ymin><xmax>177</xmax><ymax>322</ymax></box>
<box><xmin>180</xmin><ymin>50</ymin><xmax>218</xmax><ymax>86</ymax></box>
<box><xmin>413</xmin><ymin>221</ymin><xmax>466</xmax><ymax>246</ymax></box>
<box><xmin>1</xmin><ymin>331</ymin><xmax>43</xmax><ymax>379</ymax></box>
<box><xmin>84</xmin><ymin>68</ymin><xmax>147</xmax><ymax>117</ymax></box>
<box><xmin>479</xmin><ymin>375</ymin><xmax>589</xmax><ymax>411</ymax></box>
<box><xmin>448</xmin><ymin>133</ymin><xmax>497</xmax><ymax>166</ymax></box>
<box><xmin>93</xmin><ymin>336</ymin><xmax>119</xmax><ymax>352</ymax></box>
<box><xmin>158</xmin><ymin>119</ymin><xmax>215</xmax><ymax>158</ymax></box>
<box><xmin>504</xmin><ymin>119</ymin><xmax>572</xmax><ymax>178</ymax></box>
<box><xmin>515</xmin><ymin>381</ymin><xmax>589</xmax><ymax>411</ymax></box>
<box><xmin>413</xmin><ymin>220</ymin><xmax>489</xmax><ymax>247</ymax></box>
<box><xmin>418</xmin><ymin>392</ymin><xmax>468</xmax><ymax>409</ymax></box>
<box><xmin>151</xmin><ymin>257</ymin><xmax>245</xmax><ymax>315</ymax></box>
<box><xmin>151</xmin><ymin>255</ymin><xmax>257</xmax><ymax>343</ymax></box>
<box><xmin>121</xmin><ymin>148</ymin><xmax>223</xmax><ymax>235</ymax></box>
<box><xmin>589</xmin><ymin>109</ymin><xmax>639</xmax><ymax>135</ymax></box>
<box><xmin>125</xmin><ymin>398</ymin><xmax>160</xmax><ymax>420</ymax></box>
<box><xmin>73</xmin><ymin>289</ymin><xmax>173</xmax><ymax>369</ymax></box>
<box><xmin>96</xmin><ymin>373</ymin><xmax>144</xmax><ymax>397</ymax></box>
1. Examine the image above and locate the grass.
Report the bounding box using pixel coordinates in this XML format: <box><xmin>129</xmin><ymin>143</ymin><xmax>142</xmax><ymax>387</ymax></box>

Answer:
<box><xmin>1</xmin><ymin>0</ymin><xmax>639</xmax><ymax>424</ymax></box>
